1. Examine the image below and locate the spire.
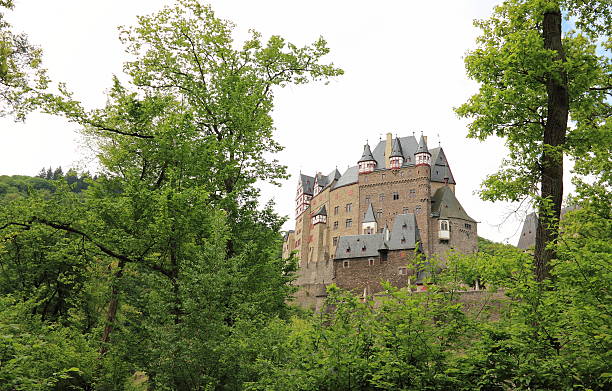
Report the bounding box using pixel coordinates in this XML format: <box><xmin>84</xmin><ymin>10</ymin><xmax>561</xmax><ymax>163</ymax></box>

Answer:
<box><xmin>390</xmin><ymin>136</ymin><xmax>403</xmax><ymax>158</ymax></box>
<box><xmin>414</xmin><ymin>132</ymin><xmax>431</xmax><ymax>167</ymax></box>
<box><xmin>363</xmin><ymin>203</ymin><xmax>376</xmax><ymax>223</ymax></box>
<box><xmin>358</xmin><ymin>143</ymin><xmax>376</xmax><ymax>163</ymax></box>
<box><xmin>415</xmin><ymin>133</ymin><xmax>431</xmax><ymax>155</ymax></box>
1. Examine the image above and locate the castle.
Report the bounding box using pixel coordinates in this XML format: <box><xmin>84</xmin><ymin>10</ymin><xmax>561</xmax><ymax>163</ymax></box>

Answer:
<box><xmin>282</xmin><ymin>133</ymin><xmax>478</xmax><ymax>310</ymax></box>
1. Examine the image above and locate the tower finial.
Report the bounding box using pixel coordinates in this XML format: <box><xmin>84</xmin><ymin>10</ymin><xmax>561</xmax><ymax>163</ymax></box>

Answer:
<box><xmin>437</xmin><ymin>133</ymin><xmax>441</xmax><ymax>147</ymax></box>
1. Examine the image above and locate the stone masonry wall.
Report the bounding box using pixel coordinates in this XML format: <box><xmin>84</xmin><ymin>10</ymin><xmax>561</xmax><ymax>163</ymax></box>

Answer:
<box><xmin>333</xmin><ymin>249</ymin><xmax>418</xmax><ymax>294</ymax></box>
<box><xmin>327</xmin><ymin>183</ymin><xmax>360</xmax><ymax>259</ymax></box>
<box><xmin>357</xmin><ymin>165</ymin><xmax>432</xmax><ymax>256</ymax></box>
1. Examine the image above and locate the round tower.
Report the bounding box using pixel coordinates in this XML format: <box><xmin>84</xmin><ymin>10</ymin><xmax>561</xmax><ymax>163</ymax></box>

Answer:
<box><xmin>414</xmin><ymin>133</ymin><xmax>431</xmax><ymax>167</ymax></box>
<box><xmin>389</xmin><ymin>136</ymin><xmax>404</xmax><ymax>169</ymax></box>
<box><xmin>358</xmin><ymin>143</ymin><xmax>376</xmax><ymax>174</ymax></box>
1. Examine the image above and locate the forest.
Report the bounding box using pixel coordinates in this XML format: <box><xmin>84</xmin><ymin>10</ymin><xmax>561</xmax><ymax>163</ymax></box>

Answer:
<box><xmin>0</xmin><ymin>0</ymin><xmax>610</xmax><ymax>390</ymax></box>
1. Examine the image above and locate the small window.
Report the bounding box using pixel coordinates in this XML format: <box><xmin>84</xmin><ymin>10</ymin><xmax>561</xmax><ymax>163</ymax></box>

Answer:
<box><xmin>398</xmin><ymin>267</ymin><xmax>408</xmax><ymax>275</ymax></box>
<box><xmin>465</xmin><ymin>223</ymin><xmax>472</xmax><ymax>230</ymax></box>
<box><xmin>440</xmin><ymin>220</ymin><xmax>449</xmax><ymax>231</ymax></box>
<box><xmin>345</xmin><ymin>247</ymin><xmax>351</xmax><ymax>253</ymax></box>
<box><xmin>403</xmin><ymin>207</ymin><xmax>409</xmax><ymax>214</ymax></box>
<box><xmin>415</xmin><ymin>205</ymin><xmax>421</xmax><ymax>214</ymax></box>
<box><xmin>346</xmin><ymin>203</ymin><xmax>352</xmax><ymax>212</ymax></box>
<box><xmin>376</xmin><ymin>210</ymin><xmax>383</xmax><ymax>219</ymax></box>
<box><xmin>401</xmin><ymin>237</ymin><xmax>406</xmax><ymax>244</ymax></box>
<box><xmin>368</xmin><ymin>258</ymin><xmax>375</xmax><ymax>266</ymax></box>
<box><xmin>346</xmin><ymin>219</ymin><xmax>353</xmax><ymax>228</ymax></box>
<box><xmin>334</xmin><ymin>206</ymin><xmax>339</xmax><ymax>215</ymax></box>
<box><xmin>333</xmin><ymin>221</ymin><xmax>338</xmax><ymax>230</ymax></box>
<box><xmin>409</xmin><ymin>189</ymin><xmax>416</xmax><ymax>197</ymax></box>
<box><xmin>379</xmin><ymin>193</ymin><xmax>385</xmax><ymax>201</ymax></box>
<box><xmin>393</xmin><ymin>192</ymin><xmax>399</xmax><ymax>200</ymax></box>
<box><xmin>362</xmin><ymin>245</ymin><xmax>366</xmax><ymax>252</ymax></box>
<box><xmin>343</xmin><ymin>260</ymin><xmax>350</xmax><ymax>268</ymax></box>
<box><xmin>333</xmin><ymin>237</ymin><xmax>338</xmax><ymax>246</ymax></box>
<box><xmin>365</xmin><ymin>196</ymin><xmax>370</xmax><ymax>204</ymax></box>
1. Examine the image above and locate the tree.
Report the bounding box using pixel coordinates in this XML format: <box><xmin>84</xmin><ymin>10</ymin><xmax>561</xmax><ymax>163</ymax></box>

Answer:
<box><xmin>456</xmin><ymin>0</ymin><xmax>610</xmax><ymax>281</ymax></box>
<box><xmin>0</xmin><ymin>0</ymin><xmax>48</xmax><ymax>119</ymax></box>
<box><xmin>1</xmin><ymin>1</ymin><xmax>341</xmax><ymax>388</ymax></box>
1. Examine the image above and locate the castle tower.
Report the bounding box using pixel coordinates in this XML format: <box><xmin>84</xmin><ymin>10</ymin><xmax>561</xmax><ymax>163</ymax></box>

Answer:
<box><xmin>415</xmin><ymin>133</ymin><xmax>431</xmax><ymax>167</ymax></box>
<box><xmin>310</xmin><ymin>205</ymin><xmax>330</xmax><ymax>264</ymax></box>
<box><xmin>358</xmin><ymin>143</ymin><xmax>376</xmax><ymax>174</ymax></box>
<box><xmin>389</xmin><ymin>136</ymin><xmax>404</xmax><ymax>169</ymax></box>
<box><xmin>362</xmin><ymin>202</ymin><xmax>377</xmax><ymax>234</ymax></box>
<box><xmin>414</xmin><ymin>133</ymin><xmax>433</xmax><ymax>256</ymax></box>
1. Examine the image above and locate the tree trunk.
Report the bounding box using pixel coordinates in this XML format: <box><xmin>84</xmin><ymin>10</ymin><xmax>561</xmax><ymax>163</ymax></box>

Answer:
<box><xmin>99</xmin><ymin>259</ymin><xmax>125</xmax><ymax>355</ymax></box>
<box><xmin>535</xmin><ymin>9</ymin><xmax>568</xmax><ymax>282</ymax></box>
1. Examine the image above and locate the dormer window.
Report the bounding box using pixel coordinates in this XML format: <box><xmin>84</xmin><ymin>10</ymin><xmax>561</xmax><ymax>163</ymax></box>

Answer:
<box><xmin>346</xmin><ymin>247</ymin><xmax>350</xmax><ymax>253</ymax></box>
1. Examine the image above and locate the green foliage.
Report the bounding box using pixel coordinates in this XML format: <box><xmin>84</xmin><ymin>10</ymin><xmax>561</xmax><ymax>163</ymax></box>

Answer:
<box><xmin>0</xmin><ymin>0</ymin><xmax>48</xmax><ymax>119</ymax></box>
<box><xmin>455</xmin><ymin>0</ymin><xmax>610</xmax><ymax>202</ymax></box>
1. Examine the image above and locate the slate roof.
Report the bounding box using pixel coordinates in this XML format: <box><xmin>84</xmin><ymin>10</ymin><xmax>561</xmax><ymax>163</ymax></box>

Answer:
<box><xmin>431</xmin><ymin>186</ymin><xmax>476</xmax><ymax>222</ymax></box>
<box><xmin>390</xmin><ymin>137</ymin><xmax>404</xmax><ymax>158</ymax></box>
<box><xmin>334</xmin><ymin>214</ymin><xmax>420</xmax><ymax>259</ymax></box>
<box><xmin>430</xmin><ymin>147</ymin><xmax>456</xmax><ymax>184</ymax></box>
<box><xmin>313</xmin><ymin>205</ymin><xmax>327</xmax><ymax>217</ymax></box>
<box><xmin>517</xmin><ymin>212</ymin><xmax>537</xmax><ymax>250</ymax></box>
<box><xmin>387</xmin><ymin>214</ymin><xmax>420</xmax><ymax>250</ymax></box>
<box><xmin>332</xmin><ymin>166</ymin><xmax>359</xmax><ymax>189</ymax></box>
<box><xmin>371</xmin><ymin>135</ymin><xmax>418</xmax><ymax>167</ymax></box>
<box><xmin>517</xmin><ymin>206</ymin><xmax>578</xmax><ymax>249</ymax></box>
<box><xmin>358</xmin><ymin>143</ymin><xmax>376</xmax><ymax>163</ymax></box>
<box><xmin>299</xmin><ymin>174</ymin><xmax>315</xmax><ymax>195</ymax></box>
<box><xmin>363</xmin><ymin>203</ymin><xmax>376</xmax><ymax>223</ymax></box>
<box><xmin>415</xmin><ymin>134</ymin><xmax>430</xmax><ymax>155</ymax></box>
<box><xmin>335</xmin><ymin>234</ymin><xmax>385</xmax><ymax>259</ymax></box>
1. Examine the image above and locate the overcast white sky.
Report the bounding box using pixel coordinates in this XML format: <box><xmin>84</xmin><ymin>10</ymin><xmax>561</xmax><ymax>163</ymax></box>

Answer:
<box><xmin>1</xmin><ymin>0</ymin><xmax>574</xmax><ymax>244</ymax></box>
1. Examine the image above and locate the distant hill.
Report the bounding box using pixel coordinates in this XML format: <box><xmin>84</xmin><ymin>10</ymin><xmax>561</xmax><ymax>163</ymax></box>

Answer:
<box><xmin>0</xmin><ymin>167</ymin><xmax>91</xmax><ymax>201</ymax></box>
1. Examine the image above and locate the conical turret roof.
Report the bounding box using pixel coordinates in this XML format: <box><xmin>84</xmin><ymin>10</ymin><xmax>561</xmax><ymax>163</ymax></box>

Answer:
<box><xmin>390</xmin><ymin>136</ymin><xmax>403</xmax><ymax>158</ymax></box>
<box><xmin>415</xmin><ymin>134</ymin><xmax>431</xmax><ymax>155</ymax></box>
<box><xmin>358</xmin><ymin>143</ymin><xmax>376</xmax><ymax>163</ymax></box>
<box><xmin>363</xmin><ymin>203</ymin><xmax>376</xmax><ymax>223</ymax></box>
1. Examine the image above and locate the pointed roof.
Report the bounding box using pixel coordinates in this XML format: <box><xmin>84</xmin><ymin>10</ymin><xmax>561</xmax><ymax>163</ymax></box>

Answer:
<box><xmin>415</xmin><ymin>134</ymin><xmax>431</xmax><ymax>155</ymax></box>
<box><xmin>431</xmin><ymin>186</ymin><xmax>476</xmax><ymax>222</ymax></box>
<box><xmin>358</xmin><ymin>143</ymin><xmax>376</xmax><ymax>163</ymax></box>
<box><xmin>430</xmin><ymin>147</ymin><xmax>456</xmax><ymax>184</ymax></box>
<box><xmin>390</xmin><ymin>136</ymin><xmax>403</xmax><ymax>158</ymax></box>
<box><xmin>313</xmin><ymin>205</ymin><xmax>327</xmax><ymax>217</ymax></box>
<box><xmin>363</xmin><ymin>203</ymin><xmax>376</xmax><ymax>223</ymax></box>
<box><xmin>387</xmin><ymin>213</ymin><xmax>420</xmax><ymax>250</ymax></box>
<box><xmin>299</xmin><ymin>174</ymin><xmax>315</xmax><ymax>195</ymax></box>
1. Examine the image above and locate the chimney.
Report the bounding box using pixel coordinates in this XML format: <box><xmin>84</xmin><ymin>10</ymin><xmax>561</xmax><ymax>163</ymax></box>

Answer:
<box><xmin>423</xmin><ymin>136</ymin><xmax>428</xmax><ymax>144</ymax></box>
<box><xmin>385</xmin><ymin>132</ymin><xmax>392</xmax><ymax>168</ymax></box>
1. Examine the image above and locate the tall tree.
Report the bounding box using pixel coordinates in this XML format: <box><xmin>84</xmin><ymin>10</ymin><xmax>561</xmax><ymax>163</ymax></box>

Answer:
<box><xmin>2</xmin><ymin>1</ymin><xmax>341</xmax><ymax>387</ymax></box>
<box><xmin>0</xmin><ymin>0</ymin><xmax>48</xmax><ymax>119</ymax></box>
<box><xmin>456</xmin><ymin>0</ymin><xmax>610</xmax><ymax>281</ymax></box>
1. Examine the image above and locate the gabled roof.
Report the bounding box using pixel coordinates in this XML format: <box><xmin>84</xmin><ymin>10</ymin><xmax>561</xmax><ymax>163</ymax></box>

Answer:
<box><xmin>363</xmin><ymin>203</ymin><xmax>376</xmax><ymax>223</ymax></box>
<box><xmin>517</xmin><ymin>206</ymin><xmax>578</xmax><ymax>249</ymax></box>
<box><xmin>299</xmin><ymin>174</ymin><xmax>314</xmax><ymax>195</ymax></box>
<box><xmin>371</xmin><ymin>135</ymin><xmax>419</xmax><ymax>168</ymax></box>
<box><xmin>390</xmin><ymin>137</ymin><xmax>403</xmax><ymax>158</ymax></box>
<box><xmin>358</xmin><ymin>143</ymin><xmax>376</xmax><ymax>163</ymax></box>
<box><xmin>332</xmin><ymin>166</ymin><xmax>359</xmax><ymax>189</ymax></box>
<box><xmin>430</xmin><ymin>147</ymin><xmax>456</xmax><ymax>184</ymax></box>
<box><xmin>327</xmin><ymin>168</ymin><xmax>341</xmax><ymax>183</ymax></box>
<box><xmin>431</xmin><ymin>186</ymin><xmax>476</xmax><ymax>222</ymax></box>
<box><xmin>312</xmin><ymin>205</ymin><xmax>327</xmax><ymax>217</ymax></box>
<box><xmin>415</xmin><ymin>134</ymin><xmax>430</xmax><ymax>155</ymax></box>
<box><xmin>334</xmin><ymin>214</ymin><xmax>420</xmax><ymax>259</ymax></box>
<box><xmin>387</xmin><ymin>213</ymin><xmax>420</xmax><ymax>250</ymax></box>
<box><xmin>335</xmin><ymin>234</ymin><xmax>385</xmax><ymax>260</ymax></box>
